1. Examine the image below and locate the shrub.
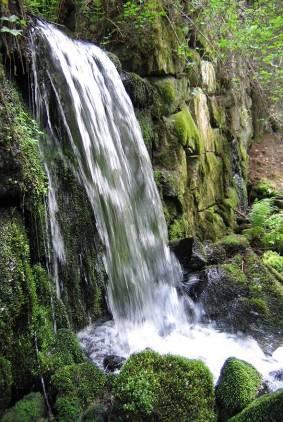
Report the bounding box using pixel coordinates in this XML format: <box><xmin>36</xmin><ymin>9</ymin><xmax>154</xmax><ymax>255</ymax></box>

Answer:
<box><xmin>113</xmin><ymin>350</ymin><xmax>215</xmax><ymax>421</ymax></box>
<box><xmin>216</xmin><ymin>357</ymin><xmax>262</xmax><ymax>420</ymax></box>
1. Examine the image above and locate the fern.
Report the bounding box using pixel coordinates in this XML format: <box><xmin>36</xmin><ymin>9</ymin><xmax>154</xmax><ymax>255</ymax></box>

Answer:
<box><xmin>248</xmin><ymin>199</ymin><xmax>274</xmax><ymax>228</ymax></box>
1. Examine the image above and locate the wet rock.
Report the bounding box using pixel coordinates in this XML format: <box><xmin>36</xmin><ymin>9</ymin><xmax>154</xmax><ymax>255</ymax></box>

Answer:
<box><xmin>190</xmin><ymin>238</ymin><xmax>207</xmax><ymax>270</ymax></box>
<box><xmin>269</xmin><ymin>369</ymin><xmax>283</xmax><ymax>381</ymax></box>
<box><xmin>103</xmin><ymin>355</ymin><xmax>125</xmax><ymax>372</ymax></box>
<box><xmin>170</xmin><ymin>237</ymin><xmax>193</xmax><ymax>269</ymax></box>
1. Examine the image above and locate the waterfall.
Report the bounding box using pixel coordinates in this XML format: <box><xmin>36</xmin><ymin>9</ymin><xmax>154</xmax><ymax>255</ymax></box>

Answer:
<box><xmin>30</xmin><ymin>20</ymin><xmax>184</xmax><ymax>328</ymax></box>
<box><xmin>30</xmin><ymin>21</ymin><xmax>282</xmax><ymax>387</ymax></box>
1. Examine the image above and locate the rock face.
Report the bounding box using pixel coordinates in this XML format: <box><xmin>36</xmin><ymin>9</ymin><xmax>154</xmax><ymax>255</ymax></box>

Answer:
<box><xmin>67</xmin><ymin>0</ymin><xmax>255</xmax><ymax>241</ymax></box>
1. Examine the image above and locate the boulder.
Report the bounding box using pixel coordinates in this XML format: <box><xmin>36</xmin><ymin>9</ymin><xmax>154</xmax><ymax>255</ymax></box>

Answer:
<box><xmin>216</xmin><ymin>357</ymin><xmax>262</xmax><ymax>420</ymax></box>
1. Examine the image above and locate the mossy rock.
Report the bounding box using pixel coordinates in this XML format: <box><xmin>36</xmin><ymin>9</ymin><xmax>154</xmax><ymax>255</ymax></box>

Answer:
<box><xmin>40</xmin><ymin>328</ymin><xmax>85</xmax><ymax>376</ymax></box>
<box><xmin>113</xmin><ymin>350</ymin><xmax>216</xmax><ymax>421</ymax></box>
<box><xmin>0</xmin><ymin>357</ymin><xmax>12</xmax><ymax>411</ymax></box>
<box><xmin>200</xmin><ymin>250</ymin><xmax>283</xmax><ymax>344</ymax></box>
<box><xmin>208</xmin><ymin>96</ymin><xmax>226</xmax><ymax>128</ymax></box>
<box><xmin>216</xmin><ymin>357</ymin><xmax>262</xmax><ymax>420</ymax></box>
<box><xmin>229</xmin><ymin>389</ymin><xmax>283</xmax><ymax>422</ymax></box>
<box><xmin>51</xmin><ymin>362</ymin><xmax>107</xmax><ymax>420</ymax></box>
<box><xmin>122</xmin><ymin>72</ymin><xmax>155</xmax><ymax>108</ymax></box>
<box><xmin>215</xmin><ymin>235</ymin><xmax>249</xmax><ymax>257</ymax></box>
<box><xmin>1</xmin><ymin>392</ymin><xmax>46</xmax><ymax>422</ymax></box>
<box><xmin>136</xmin><ymin>110</ymin><xmax>157</xmax><ymax>151</ymax></box>
<box><xmin>152</xmin><ymin>76</ymin><xmax>189</xmax><ymax>116</ymax></box>
<box><xmin>168</xmin><ymin>106</ymin><xmax>201</xmax><ymax>153</ymax></box>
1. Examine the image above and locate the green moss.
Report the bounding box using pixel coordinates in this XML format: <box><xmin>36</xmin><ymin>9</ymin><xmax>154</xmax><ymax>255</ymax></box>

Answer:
<box><xmin>0</xmin><ymin>357</ymin><xmax>12</xmax><ymax>411</ymax></box>
<box><xmin>1</xmin><ymin>392</ymin><xmax>46</xmax><ymax>422</ymax></box>
<box><xmin>229</xmin><ymin>389</ymin><xmax>283</xmax><ymax>422</ymax></box>
<box><xmin>114</xmin><ymin>350</ymin><xmax>215</xmax><ymax>421</ymax></box>
<box><xmin>39</xmin><ymin>328</ymin><xmax>85</xmax><ymax>377</ymax></box>
<box><xmin>156</xmin><ymin>78</ymin><xmax>176</xmax><ymax>103</ymax></box>
<box><xmin>136</xmin><ymin>110</ymin><xmax>156</xmax><ymax>149</ymax></box>
<box><xmin>222</xmin><ymin>262</ymin><xmax>246</xmax><ymax>285</ymax></box>
<box><xmin>0</xmin><ymin>209</ymin><xmax>70</xmax><ymax>395</ymax></box>
<box><xmin>169</xmin><ymin>216</ymin><xmax>190</xmax><ymax>241</ymax></box>
<box><xmin>124</xmin><ymin>72</ymin><xmax>154</xmax><ymax>108</ymax></box>
<box><xmin>51</xmin><ymin>362</ymin><xmax>107</xmax><ymax>420</ymax></box>
<box><xmin>152</xmin><ymin>77</ymin><xmax>188</xmax><ymax>116</ymax></box>
<box><xmin>253</xmin><ymin>179</ymin><xmax>278</xmax><ymax>199</ymax></box>
<box><xmin>169</xmin><ymin>106</ymin><xmax>201</xmax><ymax>152</ymax></box>
<box><xmin>263</xmin><ymin>250</ymin><xmax>283</xmax><ymax>275</ymax></box>
<box><xmin>223</xmin><ymin>188</ymin><xmax>239</xmax><ymax>210</ymax></box>
<box><xmin>0</xmin><ymin>63</ymin><xmax>47</xmax><ymax>207</ymax></box>
<box><xmin>216</xmin><ymin>357</ymin><xmax>262</xmax><ymax>420</ymax></box>
<box><xmin>216</xmin><ymin>235</ymin><xmax>249</xmax><ymax>256</ymax></box>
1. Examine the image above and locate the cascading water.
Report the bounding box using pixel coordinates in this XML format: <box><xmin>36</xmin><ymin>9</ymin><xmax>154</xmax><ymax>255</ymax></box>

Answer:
<box><xmin>30</xmin><ymin>21</ymin><xmax>282</xmax><ymax>388</ymax></box>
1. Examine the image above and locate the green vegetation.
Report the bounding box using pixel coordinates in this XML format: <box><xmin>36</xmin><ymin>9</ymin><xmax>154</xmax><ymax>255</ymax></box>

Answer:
<box><xmin>229</xmin><ymin>389</ymin><xmax>283</xmax><ymax>422</ymax></box>
<box><xmin>24</xmin><ymin>0</ymin><xmax>60</xmax><ymax>21</ymax></box>
<box><xmin>244</xmin><ymin>199</ymin><xmax>283</xmax><ymax>253</ymax></box>
<box><xmin>0</xmin><ymin>357</ymin><xmax>12</xmax><ymax>411</ymax></box>
<box><xmin>114</xmin><ymin>350</ymin><xmax>215</xmax><ymax>421</ymax></box>
<box><xmin>263</xmin><ymin>250</ymin><xmax>283</xmax><ymax>276</ymax></box>
<box><xmin>1</xmin><ymin>392</ymin><xmax>46</xmax><ymax>422</ymax></box>
<box><xmin>51</xmin><ymin>362</ymin><xmax>107</xmax><ymax>420</ymax></box>
<box><xmin>216</xmin><ymin>235</ymin><xmax>249</xmax><ymax>257</ymax></box>
<box><xmin>216</xmin><ymin>357</ymin><xmax>262</xmax><ymax>420</ymax></box>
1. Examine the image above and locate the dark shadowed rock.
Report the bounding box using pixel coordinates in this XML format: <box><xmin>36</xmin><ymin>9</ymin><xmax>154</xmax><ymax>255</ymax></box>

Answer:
<box><xmin>103</xmin><ymin>355</ymin><xmax>125</xmax><ymax>372</ymax></box>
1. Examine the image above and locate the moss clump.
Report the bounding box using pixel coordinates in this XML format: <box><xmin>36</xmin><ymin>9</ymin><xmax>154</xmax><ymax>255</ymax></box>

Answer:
<box><xmin>221</xmin><ymin>260</ymin><xmax>246</xmax><ymax>285</ymax></box>
<box><xmin>113</xmin><ymin>350</ymin><xmax>215</xmax><ymax>421</ymax></box>
<box><xmin>229</xmin><ymin>389</ymin><xmax>283</xmax><ymax>422</ymax></box>
<box><xmin>1</xmin><ymin>392</ymin><xmax>46</xmax><ymax>422</ymax></box>
<box><xmin>216</xmin><ymin>235</ymin><xmax>249</xmax><ymax>257</ymax></box>
<box><xmin>253</xmin><ymin>179</ymin><xmax>278</xmax><ymax>199</ymax></box>
<box><xmin>169</xmin><ymin>106</ymin><xmax>201</xmax><ymax>152</ymax></box>
<box><xmin>51</xmin><ymin>362</ymin><xmax>107</xmax><ymax>420</ymax></box>
<box><xmin>0</xmin><ymin>357</ymin><xmax>12</xmax><ymax>411</ymax></box>
<box><xmin>39</xmin><ymin>328</ymin><xmax>85</xmax><ymax>376</ymax></box>
<box><xmin>0</xmin><ymin>209</ymin><xmax>69</xmax><ymax>396</ymax></box>
<box><xmin>263</xmin><ymin>250</ymin><xmax>283</xmax><ymax>275</ymax></box>
<box><xmin>0</xmin><ymin>63</ymin><xmax>47</xmax><ymax>207</ymax></box>
<box><xmin>216</xmin><ymin>357</ymin><xmax>262</xmax><ymax>420</ymax></box>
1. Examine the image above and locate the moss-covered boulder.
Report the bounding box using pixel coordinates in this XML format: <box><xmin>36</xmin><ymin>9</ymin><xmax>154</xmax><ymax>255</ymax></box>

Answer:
<box><xmin>168</xmin><ymin>106</ymin><xmax>202</xmax><ymax>154</ymax></box>
<box><xmin>51</xmin><ymin>362</ymin><xmax>107</xmax><ymax>420</ymax></box>
<box><xmin>122</xmin><ymin>72</ymin><xmax>155</xmax><ymax>109</ymax></box>
<box><xmin>0</xmin><ymin>357</ymin><xmax>12</xmax><ymax>411</ymax></box>
<box><xmin>229</xmin><ymin>389</ymin><xmax>283</xmax><ymax>422</ymax></box>
<box><xmin>113</xmin><ymin>350</ymin><xmax>215</xmax><ymax>421</ymax></box>
<box><xmin>152</xmin><ymin>77</ymin><xmax>189</xmax><ymax>116</ymax></box>
<box><xmin>216</xmin><ymin>357</ymin><xmax>262</xmax><ymax>420</ymax></box>
<box><xmin>199</xmin><ymin>250</ymin><xmax>283</xmax><ymax>345</ymax></box>
<box><xmin>39</xmin><ymin>328</ymin><xmax>85</xmax><ymax>377</ymax></box>
<box><xmin>1</xmin><ymin>392</ymin><xmax>46</xmax><ymax>422</ymax></box>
